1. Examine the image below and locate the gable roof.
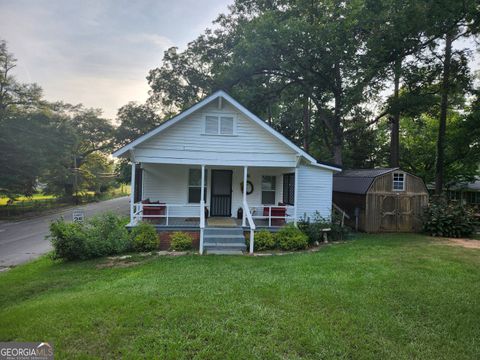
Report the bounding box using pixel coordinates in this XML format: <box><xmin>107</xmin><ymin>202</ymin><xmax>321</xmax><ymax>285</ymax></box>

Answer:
<box><xmin>333</xmin><ymin>168</ymin><xmax>399</xmax><ymax>194</ymax></box>
<box><xmin>449</xmin><ymin>178</ymin><xmax>480</xmax><ymax>191</ymax></box>
<box><xmin>112</xmin><ymin>90</ymin><xmax>341</xmax><ymax>172</ymax></box>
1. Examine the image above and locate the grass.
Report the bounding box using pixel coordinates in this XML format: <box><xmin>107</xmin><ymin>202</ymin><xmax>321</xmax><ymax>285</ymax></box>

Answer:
<box><xmin>0</xmin><ymin>193</ymin><xmax>56</xmax><ymax>206</ymax></box>
<box><xmin>0</xmin><ymin>185</ymin><xmax>130</xmax><ymax>206</ymax></box>
<box><xmin>0</xmin><ymin>233</ymin><xmax>479</xmax><ymax>359</ymax></box>
<box><xmin>0</xmin><ymin>186</ymin><xmax>130</xmax><ymax>219</ymax></box>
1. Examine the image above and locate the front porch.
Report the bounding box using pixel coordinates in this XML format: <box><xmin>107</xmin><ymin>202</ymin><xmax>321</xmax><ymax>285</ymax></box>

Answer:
<box><xmin>129</xmin><ymin>163</ymin><xmax>298</xmax><ymax>253</ymax></box>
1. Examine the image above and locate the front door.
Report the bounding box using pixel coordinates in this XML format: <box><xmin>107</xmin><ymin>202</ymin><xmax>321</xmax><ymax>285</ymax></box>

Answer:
<box><xmin>210</xmin><ymin>170</ymin><xmax>233</xmax><ymax>217</ymax></box>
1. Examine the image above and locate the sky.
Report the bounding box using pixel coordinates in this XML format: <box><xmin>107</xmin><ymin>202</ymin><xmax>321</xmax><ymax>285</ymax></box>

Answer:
<box><xmin>0</xmin><ymin>0</ymin><xmax>232</xmax><ymax>119</ymax></box>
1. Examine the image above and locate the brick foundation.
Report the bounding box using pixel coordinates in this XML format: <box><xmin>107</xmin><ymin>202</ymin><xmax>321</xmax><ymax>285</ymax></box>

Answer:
<box><xmin>157</xmin><ymin>230</ymin><xmax>200</xmax><ymax>251</ymax></box>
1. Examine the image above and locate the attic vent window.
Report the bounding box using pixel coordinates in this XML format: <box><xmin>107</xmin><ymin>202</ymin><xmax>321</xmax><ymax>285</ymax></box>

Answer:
<box><xmin>393</xmin><ymin>172</ymin><xmax>405</xmax><ymax>191</ymax></box>
<box><xmin>204</xmin><ymin>115</ymin><xmax>234</xmax><ymax>135</ymax></box>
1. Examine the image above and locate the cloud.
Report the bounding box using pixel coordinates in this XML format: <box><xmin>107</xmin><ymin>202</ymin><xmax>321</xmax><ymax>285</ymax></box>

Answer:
<box><xmin>126</xmin><ymin>33</ymin><xmax>174</xmax><ymax>49</ymax></box>
<box><xmin>0</xmin><ymin>0</ymin><xmax>233</xmax><ymax>120</ymax></box>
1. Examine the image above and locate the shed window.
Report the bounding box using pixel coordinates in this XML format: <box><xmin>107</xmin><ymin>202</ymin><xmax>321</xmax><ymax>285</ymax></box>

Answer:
<box><xmin>262</xmin><ymin>176</ymin><xmax>276</xmax><ymax>205</ymax></box>
<box><xmin>204</xmin><ymin>115</ymin><xmax>234</xmax><ymax>135</ymax></box>
<box><xmin>283</xmin><ymin>173</ymin><xmax>295</xmax><ymax>205</ymax></box>
<box><xmin>188</xmin><ymin>169</ymin><xmax>207</xmax><ymax>203</ymax></box>
<box><xmin>393</xmin><ymin>172</ymin><xmax>405</xmax><ymax>191</ymax></box>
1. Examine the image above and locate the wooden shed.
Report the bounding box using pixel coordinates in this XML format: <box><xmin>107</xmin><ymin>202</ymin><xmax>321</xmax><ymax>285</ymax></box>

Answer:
<box><xmin>333</xmin><ymin>168</ymin><xmax>428</xmax><ymax>232</ymax></box>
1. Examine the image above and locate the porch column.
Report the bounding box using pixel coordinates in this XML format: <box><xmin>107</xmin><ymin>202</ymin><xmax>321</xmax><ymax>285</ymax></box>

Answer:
<box><xmin>130</xmin><ymin>161</ymin><xmax>136</xmax><ymax>224</ymax></box>
<box><xmin>242</xmin><ymin>166</ymin><xmax>248</xmax><ymax>227</ymax></box>
<box><xmin>200</xmin><ymin>164</ymin><xmax>205</xmax><ymax>205</ymax></box>
<box><xmin>294</xmin><ymin>166</ymin><xmax>298</xmax><ymax>225</ymax></box>
<box><xmin>199</xmin><ymin>164</ymin><xmax>205</xmax><ymax>255</ymax></box>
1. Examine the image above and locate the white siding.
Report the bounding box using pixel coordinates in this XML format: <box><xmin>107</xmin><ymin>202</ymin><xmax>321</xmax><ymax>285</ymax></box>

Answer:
<box><xmin>296</xmin><ymin>164</ymin><xmax>333</xmax><ymax>221</ymax></box>
<box><xmin>134</xmin><ymin>101</ymin><xmax>298</xmax><ymax>167</ymax></box>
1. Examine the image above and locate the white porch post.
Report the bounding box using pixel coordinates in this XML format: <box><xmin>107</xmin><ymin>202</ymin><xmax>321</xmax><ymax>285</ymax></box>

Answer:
<box><xmin>201</xmin><ymin>164</ymin><xmax>205</xmax><ymax>203</ymax></box>
<box><xmin>242</xmin><ymin>166</ymin><xmax>248</xmax><ymax>227</ymax></box>
<box><xmin>199</xmin><ymin>164</ymin><xmax>205</xmax><ymax>254</ymax></box>
<box><xmin>130</xmin><ymin>161</ymin><xmax>136</xmax><ymax>224</ymax></box>
<box><xmin>249</xmin><ymin>230</ymin><xmax>254</xmax><ymax>254</ymax></box>
<box><xmin>294</xmin><ymin>166</ymin><xmax>298</xmax><ymax>225</ymax></box>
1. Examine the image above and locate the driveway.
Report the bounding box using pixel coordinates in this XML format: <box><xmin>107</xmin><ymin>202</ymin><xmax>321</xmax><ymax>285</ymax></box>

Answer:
<box><xmin>0</xmin><ymin>196</ymin><xmax>129</xmax><ymax>270</ymax></box>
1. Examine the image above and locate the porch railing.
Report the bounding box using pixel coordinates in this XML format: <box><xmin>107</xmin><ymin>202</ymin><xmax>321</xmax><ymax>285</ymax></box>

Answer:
<box><xmin>249</xmin><ymin>205</ymin><xmax>295</xmax><ymax>227</ymax></box>
<box><xmin>133</xmin><ymin>202</ymin><xmax>201</xmax><ymax>226</ymax></box>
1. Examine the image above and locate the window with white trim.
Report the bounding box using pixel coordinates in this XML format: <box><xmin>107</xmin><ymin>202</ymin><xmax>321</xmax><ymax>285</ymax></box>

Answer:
<box><xmin>392</xmin><ymin>172</ymin><xmax>405</xmax><ymax>191</ymax></box>
<box><xmin>262</xmin><ymin>176</ymin><xmax>276</xmax><ymax>205</ymax></box>
<box><xmin>188</xmin><ymin>169</ymin><xmax>207</xmax><ymax>203</ymax></box>
<box><xmin>204</xmin><ymin>115</ymin><xmax>234</xmax><ymax>135</ymax></box>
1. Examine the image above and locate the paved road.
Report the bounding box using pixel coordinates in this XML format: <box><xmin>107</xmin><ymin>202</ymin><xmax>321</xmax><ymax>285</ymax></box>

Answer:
<box><xmin>0</xmin><ymin>196</ymin><xmax>129</xmax><ymax>269</ymax></box>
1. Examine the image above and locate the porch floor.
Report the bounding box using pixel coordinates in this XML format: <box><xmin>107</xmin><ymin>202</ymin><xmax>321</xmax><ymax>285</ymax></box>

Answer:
<box><xmin>207</xmin><ymin>217</ymin><xmax>237</xmax><ymax>227</ymax></box>
<box><xmin>145</xmin><ymin>217</ymin><xmax>200</xmax><ymax>227</ymax></box>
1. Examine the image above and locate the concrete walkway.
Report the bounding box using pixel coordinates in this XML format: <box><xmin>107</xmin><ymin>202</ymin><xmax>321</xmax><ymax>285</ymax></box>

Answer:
<box><xmin>0</xmin><ymin>196</ymin><xmax>129</xmax><ymax>270</ymax></box>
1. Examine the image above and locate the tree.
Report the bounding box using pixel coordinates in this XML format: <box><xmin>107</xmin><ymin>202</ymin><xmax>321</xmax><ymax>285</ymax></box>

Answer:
<box><xmin>40</xmin><ymin>104</ymin><xmax>115</xmax><ymax>200</ymax></box>
<box><xmin>148</xmin><ymin>0</ymin><xmax>465</xmax><ymax>167</ymax></box>
<box><xmin>0</xmin><ymin>111</ymin><xmax>59</xmax><ymax>197</ymax></box>
<box><xmin>398</xmin><ymin>110</ymin><xmax>480</xmax><ymax>186</ymax></box>
<box><xmin>79</xmin><ymin>152</ymin><xmax>115</xmax><ymax>196</ymax></box>
<box><xmin>114</xmin><ymin>102</ymin><xmax>161</xmax><ymax>147</ymax></box>
<box><xmin>0</xmin><ymin>40</ymin><xmax>42</xmax><ymax>115</ymax></box>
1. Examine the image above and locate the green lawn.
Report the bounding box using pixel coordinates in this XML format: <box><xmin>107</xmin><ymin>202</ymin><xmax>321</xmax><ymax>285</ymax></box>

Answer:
<box><xmin>0</xmin><ymin>193</ymin><xmax>56</xmax><ymax>206</ymax></box>
<box><xmin>0</xmin><ymin>234</ymin><xmax>479</xmax><ymax>359</ymax></box>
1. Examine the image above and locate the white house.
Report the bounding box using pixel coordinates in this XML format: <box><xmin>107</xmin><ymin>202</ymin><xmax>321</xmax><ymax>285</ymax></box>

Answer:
<box><xmin>112</xmin><ymin>90</ymin><xmax>340</xmax><ymax>254</ymax></box>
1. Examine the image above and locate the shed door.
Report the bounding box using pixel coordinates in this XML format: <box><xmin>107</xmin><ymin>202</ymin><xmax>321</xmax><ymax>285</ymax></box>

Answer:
<box><xmin>380</xmin><ymin>195</ymin><xmax>397</xmax><ymax>231</ymax></box>
<box><xmin>397</xmin><ymin>196</ymin><xmax>414</xmax><ymax>232</ymax></box>
<box><xmin>380</xmin><ymin>195</ymin><xmax>415</xmax><ymax>232</ymax></box>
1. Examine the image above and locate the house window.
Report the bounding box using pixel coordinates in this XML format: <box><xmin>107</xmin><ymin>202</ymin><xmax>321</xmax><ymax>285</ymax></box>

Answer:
<box><xmin>262</xmin><ymin>176</ymin><xmax>276</xmax><ymax>205</ymax></box>
<box><xmin>204</xmin><ymin>115</ymin><xmax>234</xmax><ymax>135</ymax></box>
<box><xmin>283</xmin><ymin>173</ymin><xmax>295</xmax><ymax>205</ymax></box>
<box><xmin>393</xmin><ymin>172</ymin><xmax>405</xmax><ymax>191</ymax></box>
<box><xmin>466</xmin><ymin>192</ymin><xmax>480</xmax><ymax>204</ymax></box>
<box><xmin>188</xmin><ymin>169</ymin><xmax>207</xmax><ymax>203</ymax></box>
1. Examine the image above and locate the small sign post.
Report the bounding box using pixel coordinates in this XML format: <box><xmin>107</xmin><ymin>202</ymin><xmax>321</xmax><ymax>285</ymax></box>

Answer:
<box><xmin>72</xmin><ymin>210</ymin><xmax>85</xmax><ymax>223</ymax></box>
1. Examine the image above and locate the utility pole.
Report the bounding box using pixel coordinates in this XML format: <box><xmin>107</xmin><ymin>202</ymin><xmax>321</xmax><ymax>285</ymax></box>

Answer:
<box><xmin>73</xmin><ymin>155</ymin><xmax>78</xmax><ymax>205</ymax></box>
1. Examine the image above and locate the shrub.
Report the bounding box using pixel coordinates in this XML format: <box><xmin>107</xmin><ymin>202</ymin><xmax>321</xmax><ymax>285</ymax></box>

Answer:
<box><xmin>130</xmin><ymin>222</ymin><xmax>159</xmax><ymax>251</ymax></box>
<box><xmin>85</xmin><ymin>213</ymin><xmax>131</xmax><ymax>257</ymax></box>
<box><xmin>246</xmin><ymin>230</ymin><xmax>276</xmax><ymax>251</ymax></box>
<box><xmin>49</xmin><ymin>220</ymin><xmax>87</xmax><ymax>260</ymax></box>
<box><xmin>300</xmin><ymin>212</ymin><xmax>350</xmax><ymax>243</ymax></box>
<box><xmin>170</xmin><ymin>232</ymin><xmax>193</xmax><ymax>251</ymax></box>
<box><xmin>276</xmin><ymin>224</ymin><xmax>308</xmax><ymax>250</ymax></box>
<box><xmin>423</xmin><ymin>199</ymin><xmax>478</xmax><ymax>238</ymax></box>
<box><xmin>49</xmin><ymin>213</ymin><xmax>131</xmax><ymax>261</ymax></box>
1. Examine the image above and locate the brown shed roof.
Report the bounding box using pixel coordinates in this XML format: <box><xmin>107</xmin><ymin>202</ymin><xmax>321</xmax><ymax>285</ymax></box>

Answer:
<box><xmin>333</xmin><ymin>168</ymin><xmax>399</xmax><ymax>194</ymax></box>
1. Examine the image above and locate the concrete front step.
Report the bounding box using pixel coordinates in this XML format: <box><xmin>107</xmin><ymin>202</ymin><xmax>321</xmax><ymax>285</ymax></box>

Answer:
<box><xmin>204</xmin><ymin>243</ymin><xmax>246</xmax><ymax>251</ymax></box>
<box><xmin>204</xmin><ymin>227</ymin><xmax>244</xmax><ymax>236</ymax></box>
<box><xmin>204</xmin><ymin>235</ymin><xmax>246</xmax><ymax>244</ymax></box>
<box><xmin>206</xmin><ymin>250</ymin><xmax>244</xmax><ymax>255</ymax></box>
<box><xmin>203</xmin><ymin>226</ymin><xmax>246</xmax><ymax>253</ymax></box>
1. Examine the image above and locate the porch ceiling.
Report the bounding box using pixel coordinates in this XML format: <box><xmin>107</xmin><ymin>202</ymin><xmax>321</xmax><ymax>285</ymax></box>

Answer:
<box><xmin>133</xmin><ymin>157</ymin><xmax>298</xmax><ymax>168</ymax></box>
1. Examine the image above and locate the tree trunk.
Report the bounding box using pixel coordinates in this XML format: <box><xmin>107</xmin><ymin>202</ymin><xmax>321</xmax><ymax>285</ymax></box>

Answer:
<box><xmin>302</xmin><ymin>95</ymin><xmax>310</xmax><ymax>152</ymax></box>
<box><xmin>332</xmin><ymin>135</ymin><xmax>343</xmax><ymax>166</ymax></box>
<box><xmin>435</xmin><ymin>33</ymin><xmax>453</xmax><ymax>195</ymax></box>
<box><xmin>332</xmin><ymin>61</ymin><xmax>343</xmax><ymax>166</ymax></box>
<box><xmin>390</xmin><ymin>59</ymin><xmax>401</xmax><ymax>168</ymax></box>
